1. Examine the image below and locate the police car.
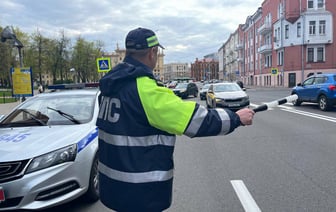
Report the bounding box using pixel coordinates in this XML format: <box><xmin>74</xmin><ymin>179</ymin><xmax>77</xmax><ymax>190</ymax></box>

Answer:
<box><xmin>0</xmin><ymin>84</ymin><xmax>100</xmax><ymax>210</ymax></box>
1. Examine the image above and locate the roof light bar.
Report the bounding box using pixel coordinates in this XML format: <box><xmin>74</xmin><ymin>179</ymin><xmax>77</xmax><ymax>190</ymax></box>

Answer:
<box><xmin>47</xmin><ymin>83</ymin><xmax>99</xmax><ymax>90</ymax></box>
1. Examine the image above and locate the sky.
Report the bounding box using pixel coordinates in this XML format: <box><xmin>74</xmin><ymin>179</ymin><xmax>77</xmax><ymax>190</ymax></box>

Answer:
<box><xmin>0</xmin><ymin>0</ymin><xmax>264</xmax><ymax>64</ymax></box>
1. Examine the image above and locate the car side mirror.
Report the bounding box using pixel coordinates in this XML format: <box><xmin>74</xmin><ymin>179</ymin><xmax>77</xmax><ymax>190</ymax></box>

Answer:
<box><xmin>242</xmin><ymin>88</ymin><xmax>246</xmax><ymax>91</ymax></box>
<box><xmin>297</xmin><ymin>83</ymin><xmax>302</xmax><ymax>86</ymax></box>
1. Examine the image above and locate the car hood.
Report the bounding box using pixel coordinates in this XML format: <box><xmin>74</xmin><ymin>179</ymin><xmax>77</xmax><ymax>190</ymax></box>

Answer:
<box><xmin>0</xmin><ymin>124</ymin><xmax>97</xmax><ymax>161</ymax></box>
<box><xmin>215</xmin><ymin>91</ymin><xmax>247</xmax><ymax>99</ymax></box>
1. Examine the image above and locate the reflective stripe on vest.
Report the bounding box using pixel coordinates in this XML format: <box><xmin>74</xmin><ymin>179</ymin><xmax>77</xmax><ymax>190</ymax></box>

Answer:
<box><xmin>99</xmin><ymin>129</ymin><xmax>175</xmax><ymax>147</ymax></box>
<box><xmin>216</xmin><ymin>108</ymin><xmax>231</xmax><ymax>135</ymax></box>
<box><xmin>99</xmin><ymin>162</ymin><xmax>174</xmax><ymax>183</ymax></box>
<box><xmin>184</xmin><ymin>106</ymin><xmax>232</xmax><ymax>137</ymax></box>
<box><xmin>184</xmin><ymin>106</ymin><xmax>207</xmax><ymax>137</ymax></box>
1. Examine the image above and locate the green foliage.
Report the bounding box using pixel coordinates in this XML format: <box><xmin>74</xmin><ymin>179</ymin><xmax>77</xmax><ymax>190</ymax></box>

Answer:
<box><xmin>0</xmin><ymin>90</ymin><xmax>18</xmax><ymax>103</ymax></box>
<box><xmin>0</xmin><ymin>25</ymin><xmax>105</xmax><ymax>86</ymax></box>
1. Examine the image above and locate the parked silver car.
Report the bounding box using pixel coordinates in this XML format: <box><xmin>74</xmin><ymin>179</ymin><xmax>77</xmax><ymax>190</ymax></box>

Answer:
<box><xmin>0</xmin><ymin>86</ymin><xmax>100</xmax><ymax>211</ymax></box>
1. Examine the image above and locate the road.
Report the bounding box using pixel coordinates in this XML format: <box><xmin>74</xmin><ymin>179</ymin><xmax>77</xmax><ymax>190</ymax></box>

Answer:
<box><xmin>14</xmin><ymin>87</ymin><xmax>336</xmax><ymax>212</ymax></box>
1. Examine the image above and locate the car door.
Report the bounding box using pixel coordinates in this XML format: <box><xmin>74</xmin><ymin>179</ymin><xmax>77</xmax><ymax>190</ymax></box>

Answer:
<box><xmin>299</xmin><ymin>77</ymin><xmax>316</xmax><ymax>101</ymax></box>
<box><xmin>309</xmin><ymin>76</ymin><xmax>325</xmax><ymax>101</ymax></box>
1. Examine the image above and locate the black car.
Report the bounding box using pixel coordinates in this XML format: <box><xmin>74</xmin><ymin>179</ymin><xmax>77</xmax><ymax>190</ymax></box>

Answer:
<box><xmin>172</xmin><ymin>82</ymin><xmax>198</xmax><ymax>99</ymax></box>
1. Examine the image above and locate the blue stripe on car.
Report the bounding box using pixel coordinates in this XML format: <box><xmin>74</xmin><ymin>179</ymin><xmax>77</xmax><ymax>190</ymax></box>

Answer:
<box><xmin>77</xmin><ymin>127</ymin><xmax>98</xmax><ymax>152</ymax></box>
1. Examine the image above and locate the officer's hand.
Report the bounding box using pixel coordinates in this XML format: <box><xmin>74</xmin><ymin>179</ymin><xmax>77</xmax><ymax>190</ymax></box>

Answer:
<box><xmin>236</xmin><ymin>108</ymin><xmax>255</xmax><ymax>126</ymax></box>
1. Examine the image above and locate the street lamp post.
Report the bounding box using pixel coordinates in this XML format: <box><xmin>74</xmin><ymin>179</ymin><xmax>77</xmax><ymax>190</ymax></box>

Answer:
<box><xmin>1</xmin><ymin>26</ymin><xmax>24</xmax><ymax>67</ymax></box>
<box><xmin>1</xmin><ymin>26</ymin><xmax>25</xmax><ymax>101</ymax></box>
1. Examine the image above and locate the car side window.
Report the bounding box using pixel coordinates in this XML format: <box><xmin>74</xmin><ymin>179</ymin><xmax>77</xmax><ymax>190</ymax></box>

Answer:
<box><xmin>314</xmin><ymin>77</ymin><xmax>325</xmax><ymax>84</ymax></box>
<box><xmin>303</xmin><ymin>77</ymin><xmax>315</xmax><ymax>86</ymax></box>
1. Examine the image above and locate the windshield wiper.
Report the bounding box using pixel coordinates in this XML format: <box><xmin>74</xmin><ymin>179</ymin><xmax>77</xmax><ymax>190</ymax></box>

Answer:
<box><xmin>47</xmin><ymin>107</ymin><xmax>81</xmax><ymax>124</ymax></box>
<box><xmin>21</xmin><ymin>109</ymin><xmax>48</xmax><ymax>126</ymax></box>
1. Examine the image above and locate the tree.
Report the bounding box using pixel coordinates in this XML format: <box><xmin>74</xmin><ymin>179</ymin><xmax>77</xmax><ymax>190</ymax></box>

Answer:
<box><xmin>71</xmin><ymin>37</ymin><xmax>104</xmax><ymax>83</ymax></box>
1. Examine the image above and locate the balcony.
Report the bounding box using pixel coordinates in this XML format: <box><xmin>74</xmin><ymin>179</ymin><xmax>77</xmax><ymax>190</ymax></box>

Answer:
<box><xmin>257</xmin><ymin>22</ymin><xmax>272</xmax><ymax>35</ymax></box>
<box><xmin>257</xmin><ymin>44</ymin><xmax>272</xmax><ymax>54</ymax></box>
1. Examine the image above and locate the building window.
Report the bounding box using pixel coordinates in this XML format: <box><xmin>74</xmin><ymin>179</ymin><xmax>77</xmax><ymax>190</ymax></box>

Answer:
<box><xmin>319</xmin><ymin>20</ymin><xmax>326</xmax><ymax>35</ymax></box>
<box><xmin>307</xmin><ymin>46</ymin><xmax>325</xmax><ymax>62</ymax></box>
<box><xmin>309</xmin><ymin>21</ymin><xmax>316</xmax><ymax>35</ymax></box>
<box><xmin>265</xmin><ymin>54</ymin><xmax>272</xmax><ymax>68</ymax></box>
<box><xmin>318</xmin><ymin>0</ymin><xmax>324</xmax><ymax>8</ymax></box>
<box><xmin>297</xmin><ymin>22</ymin><xmax>301</xmax><ymax>37</ymax></box>
<box><xmin>285</xmin><ymin>25</ymin><xmax>289</xmax><ymax>39</ymax></box>
<box><xmin>308</xmin><ymin>0</ymin><xmax>314</xmax><ymax>9</ymax></box>
<box><xmin>317</xmin><ymin>47</ymin><xmax>324</xmax><ymax>62</ymax></box>
<box><xmin>277</xmin><ymin>50</ymin><xmax>284</xmax><ymax>65</ymax></box>
<box><xmin>307</xmin><ymin>48</ymin><xmax>314</xmax><ymax>62</ymax></box>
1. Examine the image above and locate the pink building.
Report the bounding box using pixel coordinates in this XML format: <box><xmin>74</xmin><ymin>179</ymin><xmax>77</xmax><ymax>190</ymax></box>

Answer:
<box><xmin>237</xmin><ymin>0</ymin><xmax>335</xmax><ymax>87</ymax></box>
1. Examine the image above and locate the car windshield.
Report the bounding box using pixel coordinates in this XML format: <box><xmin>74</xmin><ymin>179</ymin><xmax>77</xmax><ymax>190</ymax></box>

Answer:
<box><xmin>0</xmin><ymin>93</ymin><xmax>96</xmax><ymax>127</ymax></box>
<box><xmin>202</xmin><ymin>84</ymin><xmax>211</xmax><ymax>89</ymax></box>
<box><xmin>214</xmin><ymin>84</ymin><xmax>241</xmax><ymax>92</ymax></box>
<box><xmin>175</xmin><ymin>83</ymin><xmax>188</xmax><ymax>89</ymax></box>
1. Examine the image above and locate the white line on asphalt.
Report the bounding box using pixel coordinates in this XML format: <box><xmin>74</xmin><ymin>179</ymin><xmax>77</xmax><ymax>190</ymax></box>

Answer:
<box><xmin>279</xmin><ymin>106</ymin><xmax>336</xmax><ymax>123</ymax></box>
<box><xmin>231</xmin><ymin>180</ymin><xmax>262</xmax><ymax>212</ymax></box>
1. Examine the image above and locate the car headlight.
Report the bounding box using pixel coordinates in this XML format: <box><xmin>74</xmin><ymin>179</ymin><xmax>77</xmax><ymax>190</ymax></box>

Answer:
<box><xmin>181</xmin><ymin>89</ymin><xmax>187</xmax><ymax>93</ymax></box>
<box><xmin>26</xmin><ymin>144</ymin><xmax>77</xmax><ymax>174</ymax></box>
<box><xmin>215</xmin><ymin>98</ymin><xmax>223</xmax><ymax>102</ymax></box>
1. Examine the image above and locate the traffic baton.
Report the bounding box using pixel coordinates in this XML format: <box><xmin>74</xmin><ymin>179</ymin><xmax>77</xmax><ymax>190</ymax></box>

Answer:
<box><xmin>253</xmin><ymin>94</ymin><xmax>298</xmax><ymax>112</ymax></box>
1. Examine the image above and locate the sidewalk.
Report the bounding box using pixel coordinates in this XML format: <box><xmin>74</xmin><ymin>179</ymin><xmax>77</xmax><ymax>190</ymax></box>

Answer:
<box><xmin>0</xmin><ymin>101</ymin><xmax>20</xmax><ymax>115</ymax></box>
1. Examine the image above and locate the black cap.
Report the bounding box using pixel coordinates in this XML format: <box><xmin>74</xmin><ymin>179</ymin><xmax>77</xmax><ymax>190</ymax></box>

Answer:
<box><xmin>125</xmin><ymin>27</ymin><xmax>164</xmax><ymax>50</ymax></box>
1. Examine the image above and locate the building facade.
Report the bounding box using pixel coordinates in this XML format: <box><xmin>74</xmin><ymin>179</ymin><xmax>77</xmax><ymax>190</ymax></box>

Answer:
<box><xmin>222</xmin><ymin>0</ymin><xmax>335</xmax><ymax>87</ymax></box>
<box><xmin>191</xmin><ymin>58</ymin><xmax>219</xmax><ymax>82</ymax></box>
<box><xmin>163</xmin><ymin>63</ymin><xmax>190</xmax><ymax>82</ymax></box>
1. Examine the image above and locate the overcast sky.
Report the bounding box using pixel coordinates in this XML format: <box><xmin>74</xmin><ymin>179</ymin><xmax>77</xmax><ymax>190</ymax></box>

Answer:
<box><xmin>0</xmin><ymin>0</ymin><xmax>264</xmax><ymax>64</ymax></box>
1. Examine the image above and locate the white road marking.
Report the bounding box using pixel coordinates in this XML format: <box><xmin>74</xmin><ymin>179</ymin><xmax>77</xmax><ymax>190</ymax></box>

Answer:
<box><xmin>231</xmin><ymin>180</ymin><xmax>262</xmax><ymax>212</ymax></box>
<box><xmin>279</xmin><ymin>105</ymin><xmax>336</xmax><ymax>123</ymax></box>
<box><xmin>251</xmin><ymin>103</ymin><xmax>336</xmax><ymax>123</ymax></box>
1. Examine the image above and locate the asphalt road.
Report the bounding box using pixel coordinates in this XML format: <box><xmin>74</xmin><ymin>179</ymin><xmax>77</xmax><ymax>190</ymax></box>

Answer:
<box><xmin>7</xmin><ymin>87</ymin><xmax>336</xmax><ymax>212</ymax></box>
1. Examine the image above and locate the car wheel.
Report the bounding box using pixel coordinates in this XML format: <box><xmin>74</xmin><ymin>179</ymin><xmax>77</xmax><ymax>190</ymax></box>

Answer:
<box><xmin>82</xmin><ymin>152</ymin><xmax>99</xmax><ymax>202</ymax></box>
<box><xmin>318</xmin><ymin>95</ymin><xmax>330</xmax><ymax>111</ymax></box>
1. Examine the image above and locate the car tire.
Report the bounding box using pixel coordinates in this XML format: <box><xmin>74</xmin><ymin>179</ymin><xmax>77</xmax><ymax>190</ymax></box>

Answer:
<box><xmin>318</xmin><ymin>95</ymin><xmax>330</xmax><ymax>111</ymax></box>
<box><xmin>82</xmin><ymin>152</ymin><xmax>99</xmax><ymax>202</ymax></box>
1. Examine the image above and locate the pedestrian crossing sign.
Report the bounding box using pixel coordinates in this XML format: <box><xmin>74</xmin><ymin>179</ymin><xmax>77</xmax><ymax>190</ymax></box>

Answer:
<box><xmin>271</xmin><ymin>68</ymin><xmax>278</xmax><ymax>75</ymax></box>
<box><xmin>96</xmin><ymin>57</ymin><xmax>111</xmax><ymax>72</ymax></box>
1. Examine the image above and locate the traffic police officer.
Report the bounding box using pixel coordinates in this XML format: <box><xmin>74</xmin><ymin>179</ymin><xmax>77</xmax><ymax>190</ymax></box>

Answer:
<box><xmin>96</xmin><ymin>27</ymin><xmax>255</xmax><ymax>212</ymax></box>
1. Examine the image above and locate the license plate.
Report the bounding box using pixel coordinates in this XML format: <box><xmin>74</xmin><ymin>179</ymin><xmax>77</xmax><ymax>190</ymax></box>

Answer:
<box><xmin>0</xmin><ymin>187</ymin><xmax>5</xmax><ymax>202</ymax></box>
<box><xmin>228</xmin><ymin>103</ymin><xmax>240</xmax><ymax>107</ymax></box>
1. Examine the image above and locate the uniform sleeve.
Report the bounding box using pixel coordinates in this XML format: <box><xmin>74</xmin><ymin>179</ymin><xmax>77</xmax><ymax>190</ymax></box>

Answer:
<box><xmin>137</xmin><ymin>77</ymin><xmax>196</xmax><ymax>135</ymax></box>
<box><xmin>137</xmin><ymin>77</ymin><xmax>242</xmax><ymax>137</ymax></box>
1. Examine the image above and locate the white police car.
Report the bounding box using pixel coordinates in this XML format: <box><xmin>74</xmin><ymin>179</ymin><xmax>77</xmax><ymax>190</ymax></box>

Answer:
<box><xmin>0</xmin><ymin>84</ymin><xmax>100</xmax><ymax>210</ymax></box>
